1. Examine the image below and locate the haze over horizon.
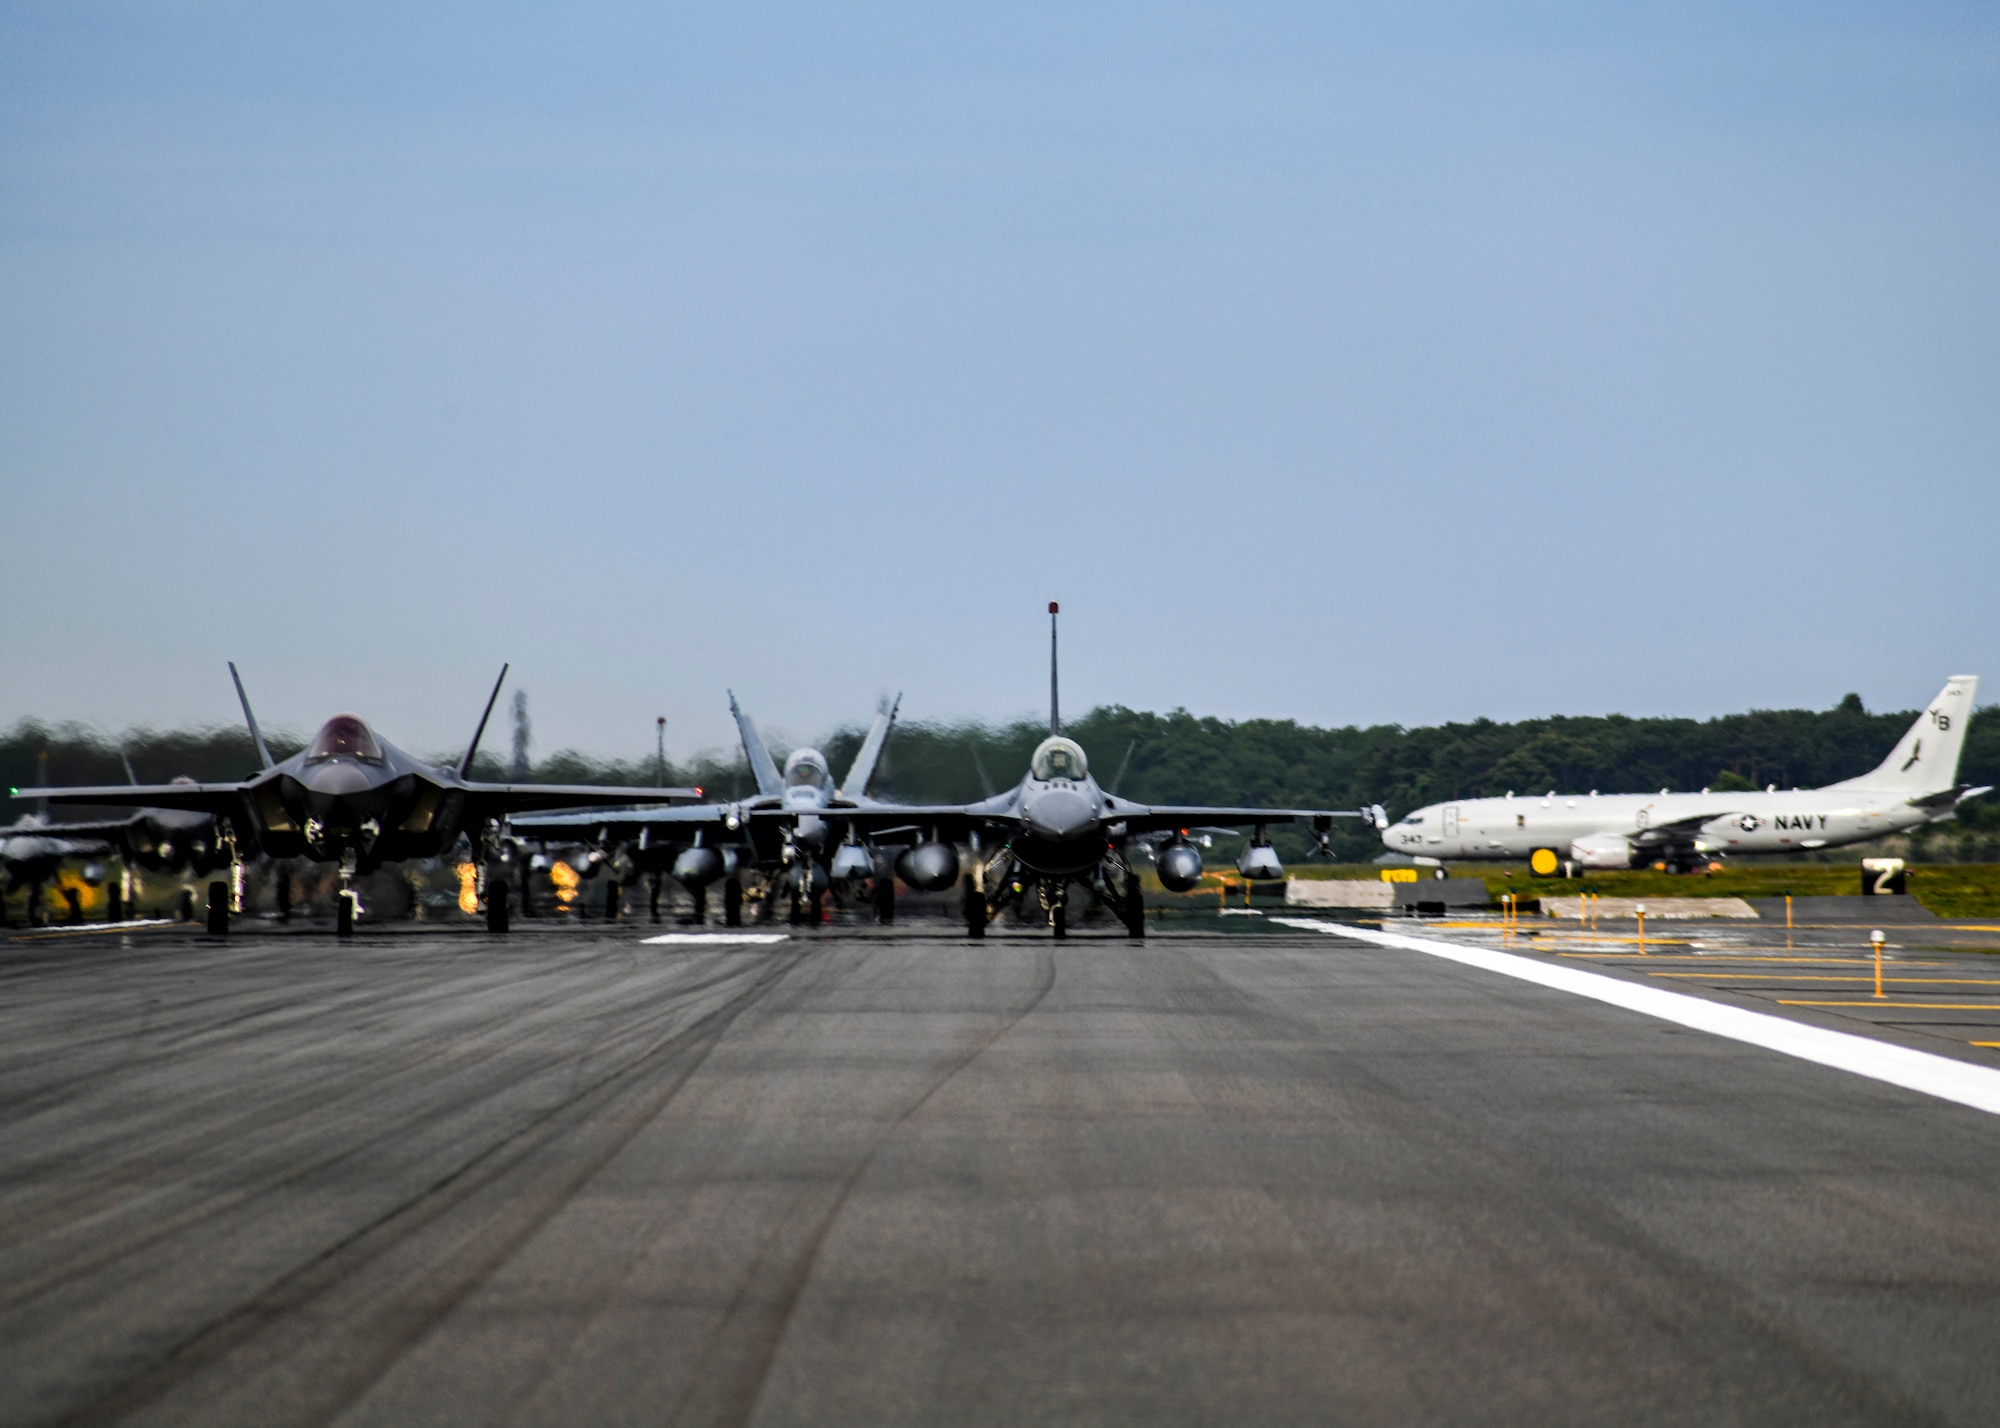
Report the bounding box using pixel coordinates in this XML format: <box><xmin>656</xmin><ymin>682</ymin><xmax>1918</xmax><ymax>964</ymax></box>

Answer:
<box><xmin>5</xmin><ymin>2</ymin><xmax>1995</xmax><ymax>764</ymax></box>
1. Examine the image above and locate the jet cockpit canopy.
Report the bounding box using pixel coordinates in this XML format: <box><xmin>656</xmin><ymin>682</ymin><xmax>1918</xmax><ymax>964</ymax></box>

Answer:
<box><xmin>1030</xmin><ymin>736</ymin><xmax>1089</xmax><ymax>782</ymax></box>
<box><xmin>785</xmin><ymin>749</ymin><xmax>830</xmax><ymax>789</ymax></box>
<box><xmin>306</xmin><ymin>714</ymin><xmax>384</xmax><ymax>765</ymax></box>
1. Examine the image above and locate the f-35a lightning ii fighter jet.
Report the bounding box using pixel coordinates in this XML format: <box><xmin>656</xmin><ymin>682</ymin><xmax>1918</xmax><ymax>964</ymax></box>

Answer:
<box><xmin>13</xmin><ymin>664</ymin><xmax>703</xmax><ymax>934</ymax></box>
<box><xmin>781</xmin><ymin>605</ymin><xmax>1367</xmax><ymax>939</ymax></box>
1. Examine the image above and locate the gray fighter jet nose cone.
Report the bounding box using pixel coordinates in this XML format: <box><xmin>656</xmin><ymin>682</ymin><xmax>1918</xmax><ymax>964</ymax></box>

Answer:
<box><xmin>1023</xmin><ymin>788</ymin><xmax>1095</xmax><ymax>841</ymax></box>
<box><xmin>300</xmin><ymin>762</ymin><xmax>374</xmax><ymax>797</ymax></box>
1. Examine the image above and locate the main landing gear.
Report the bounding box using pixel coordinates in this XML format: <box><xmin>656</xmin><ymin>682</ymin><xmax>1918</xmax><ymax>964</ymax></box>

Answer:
<box><xmin>963</xmin><ymin>874</ymin><xmax>986</xmax><ymax>940</ymax></box>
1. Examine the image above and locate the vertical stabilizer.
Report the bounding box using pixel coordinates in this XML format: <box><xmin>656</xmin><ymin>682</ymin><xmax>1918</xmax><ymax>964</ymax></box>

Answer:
<box><xmin>838</xmin><ymin>693</ymin><xmax>901</xmax><ymax>801</ymax></box>
<box><xmin>228</xmin><ymin>662</ymin><xmax>275</xmax><ymax>770</ymax></box>
<box><xmin>729</xmin><ymin>692</ymin><xmax>785</xmax><ymax>798</ymax></box>
<box><xmin>1833</xmin><ymin>675</ymin><xmax>1979</xmax><ymax>794</ymax></box>
<box><xmin>1049</xmin><ymin>602</ymin><xmax>1060</xmax><ymax>736</ymax></box>
<box><xmin>459</xmin><ymin>665</ymin><xmax>510</xmax><ymax>778</ymax></box>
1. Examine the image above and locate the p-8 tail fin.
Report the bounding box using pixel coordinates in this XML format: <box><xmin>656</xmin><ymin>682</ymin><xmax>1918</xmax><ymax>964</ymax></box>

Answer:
<box><xmin>1832</xmin><ymin>675</ymin><xmax>1979</xmax><ymax>795</ymax></box>
<box><xmin>838</xmin><ymin>693</ymin><xmax>901</xmax><ymax>801</ymax></box>
<box><xmin>728</xmin><ymin>691</ymin><xmax>784</xmax><ymax>798</ymax></box>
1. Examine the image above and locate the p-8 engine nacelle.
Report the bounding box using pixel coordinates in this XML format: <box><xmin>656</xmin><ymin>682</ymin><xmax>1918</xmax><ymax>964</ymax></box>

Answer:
<box><xmin>895</xmin><ymin>842</ymin><xmax>959</xmax><ymax>892</ymax></box>
<box><xmin>673</xmin><ymin>845</ymin><xmax>725</xmax><ymax>888</ymax></box>
<box><xmin>1570</xmin><ymin>831</ymin><xmax>1638</xmax><ymax>870</ymax></box>
<box><xmin>1157</xmin><ymin>843</ymin><xmax>1204</xmax><ymax>892</ymax></box>
<box><xmin>829</xmin><ymin>843</ymin><xmax>875</xmax><ymax>882</ymax></box>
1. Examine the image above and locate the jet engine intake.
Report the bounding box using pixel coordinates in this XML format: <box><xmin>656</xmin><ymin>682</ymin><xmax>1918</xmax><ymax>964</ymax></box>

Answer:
<box><xmin>1571</xmin><ymin>831</ymin><xmax>1638</xmax><ymax>870</ymax></box>
<box><xmin>1157</xmin><ymin>843</ymin><xmax>1204</xmax><ymax>892</ymax></box>
<box><xmin>895</xmin><ymin>842</ymin><xmax>959</xmax><ymax>892</ymax></box>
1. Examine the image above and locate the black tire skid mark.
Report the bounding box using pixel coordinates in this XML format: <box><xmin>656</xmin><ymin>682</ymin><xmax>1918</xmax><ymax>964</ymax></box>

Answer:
<box><xmin>0</xmin><ymin>945</ymin><xmax>691</xmax><ymax>1251</ymax></box>
<box><xmin>666</xmin><ymin>942</ymin><xmax>1060</xmax><ymax>1428</ymax></box>
<box><xmin>0</xmin><ymin>950</ymin><xmax>774</xmax><ymax>1315</ymax></box>
<box><xmin>39</xmin><ymin>944</ymin><xmax>814</xmax><ymax>1428</ymax></box>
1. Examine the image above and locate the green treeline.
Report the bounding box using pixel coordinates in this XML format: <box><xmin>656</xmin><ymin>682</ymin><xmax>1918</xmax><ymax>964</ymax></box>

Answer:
<box><xmin>8</xmin><ymin>693</ymin><xmax>1994</xmax><ymax>862</ymax></box>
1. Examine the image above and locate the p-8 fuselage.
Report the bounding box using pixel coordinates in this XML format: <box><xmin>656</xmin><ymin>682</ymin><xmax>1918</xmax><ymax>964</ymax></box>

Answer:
<box><xmin>1386</xmin><ymin>786</ymin><xmax>1932</xmax><ymax>864</ymax></box>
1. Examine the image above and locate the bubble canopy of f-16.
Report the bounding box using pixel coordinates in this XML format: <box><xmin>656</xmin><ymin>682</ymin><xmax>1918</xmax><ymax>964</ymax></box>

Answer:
<box><xmin>10</xmin><ymin>664</ymin><xmax>703</xmax><ymax>878</ymax></box>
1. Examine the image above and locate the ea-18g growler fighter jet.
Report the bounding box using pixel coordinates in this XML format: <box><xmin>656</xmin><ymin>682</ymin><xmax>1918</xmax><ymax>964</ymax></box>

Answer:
<box><xmin>785</xmin><ymin>605</ymin><xmax>1365</xmax><ymax>939</ymax></box>
<box><xmin>511</xmin><ymin>692</ymin><xmax>905</xmax><ymax>925</ymax></box>
<box><xmin>12</xmin><ymin>664</ymin><xmax>703</xmax><ymax>933</ymax></box>
<box><xmin>1382</xmin><ymin>675</ymin><xmax>1986</xmax><ymax>874</ymax></box>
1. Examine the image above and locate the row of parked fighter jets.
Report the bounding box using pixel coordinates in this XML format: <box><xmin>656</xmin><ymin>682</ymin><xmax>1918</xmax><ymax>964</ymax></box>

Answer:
<box><xmin>6</xmin><ymin>607</ymin><xmax>1362</xmax><ymax>938</ymax></box>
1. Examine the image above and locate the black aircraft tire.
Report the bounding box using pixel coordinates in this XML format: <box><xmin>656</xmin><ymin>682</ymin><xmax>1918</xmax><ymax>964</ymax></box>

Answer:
<box><xmin>875</xmin><ymin>877</ymin><xmax>895</xmax><ymax>924</ymax></box>
<box><xmin>205</xmin><ymin>881</ymin><xmax>229</xmax><ymax>936</ymax></box>
<box><xmin>723</xmin><ymin>878</ymin><xmax>743</xmax><ymax>927</ymax></box>
<box><xmin>1126</xmin><ymin>883</ymin><xmax>1145</xmax><ymax>939</ymax></box>
<box><xmin>963</xmin><ymin>877</ymin><xmax>985</xmax><ymax>940</ymax></box>
<box><xmin>336</xmin><ymin>890</ymin><xmax>355</xmax><ymax>938</ymax></box>
<box><xmin>486</xmin><ymin>880</ymin><xmax>510</xmax><ymax>934</ymax></box>
<box><xmin>1052</xmin><ymin>904</ymin><xmax>1067</xmax><ymax>940</ymax></box>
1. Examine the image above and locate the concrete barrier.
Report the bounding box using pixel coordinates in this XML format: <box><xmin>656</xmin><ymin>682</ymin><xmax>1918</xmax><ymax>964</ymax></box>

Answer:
<box><xmin>1285</xmin><ymin>880</ymin><xmax>1394</xmax><ymax>908</ymax></box>
<box><xmin>1544</xmin><ymin>896</ymin><xmax>1758</xmax><ymax>920</ymax></box>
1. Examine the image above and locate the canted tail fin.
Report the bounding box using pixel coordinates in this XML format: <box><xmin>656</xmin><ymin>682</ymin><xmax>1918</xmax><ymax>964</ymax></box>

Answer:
<box><xmin>229</xmin><ymin>662</ymin><xmax>276</xmax><ymax>770</ymax></box>
<box><xmin>728</xmin><ymin>691</ymin><xmax>784</xmax><ymax>798</ymax></box>
<box><xmin>838</xmin><ymin>693</ymin><xmax>901</xmax><ymax>801</ymax></box>
<box><xmin>1832</xmin><ymin>675</ymin><xmax>1979</xmax><ymax>795</ymax></box>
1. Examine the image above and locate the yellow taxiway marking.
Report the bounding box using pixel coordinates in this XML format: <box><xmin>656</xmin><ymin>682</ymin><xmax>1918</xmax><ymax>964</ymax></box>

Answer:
<box><xmin>1779</xmin><ymin>1001</ymin><xmax>2000</xmax><ymax>1010</ymax></box>
<box><xmin>1653</xmin><ymin>974</ymin><xmax>2000</xmax><ymax>985</ymax></box>
<box><xmin>1944</xmin><ymin>926</ymin><xmax>2000</xmax><ymax>933</ymax></box>
<box><xmin>1974</xmin><ymin>1042</ymin><xmax>2000</xmax><ymax>1048</ymax></box>
<box><xmin>1561</xmin><ymin>953</ymin><xmax>1872</xmax><ymax>964</ymax></box>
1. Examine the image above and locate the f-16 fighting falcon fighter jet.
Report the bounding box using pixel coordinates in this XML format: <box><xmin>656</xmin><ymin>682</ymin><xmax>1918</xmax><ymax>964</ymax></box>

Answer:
<box><xmin>13</xmin><ymin>664</ymin><xmax>703</xmax><ymax>934</ymax></box>
<box><xmin>774</xmin><ymin>604</ymin><xmax>1364</xmax><ymax>939</ymax></box>
<box><xmin>1382</xmin><ymin>675</ymin><xmax>1986</xmax><ymax>874</ymax></box>
<box><xmin>511</xmin><ymin>691</ymin><xmax>906</xmax><ymax>925</ymax></box>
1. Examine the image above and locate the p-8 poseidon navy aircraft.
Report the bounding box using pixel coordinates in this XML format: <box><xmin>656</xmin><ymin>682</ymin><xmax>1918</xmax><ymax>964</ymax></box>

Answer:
<box><xmin>788</xmin><ymin>605</ymin><xmax>1363</xmax><ymax>938</ymax></box>
<box><xmin>13</xmin><ymin>664</ymin><xmax>702</xmax><ymax>932</ymax></box>
<box><xmin>511</xmin><ymin>691</ymin><xmax>906</xmax><ymax>924</ymax></box>
<box><xmin>1382</xmin><ymin>675</ymin><xmax>1985</xmax><ymax>874</ymax></box>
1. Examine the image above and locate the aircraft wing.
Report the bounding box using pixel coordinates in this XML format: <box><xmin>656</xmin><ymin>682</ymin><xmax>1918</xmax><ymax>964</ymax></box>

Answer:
<box><xmin>1630</xmin><ymin>811</ymin><xmax>1732</xmax><ymax>846</ymax></box>
<box><xmin>0</xmin><ymin>814</ymin><xmax>141</xmax><ymax>840</ymax></box>
<box><xmin>510</xmin><ymin>803</ymin><xmax>737</xmax><ymax>834</ymax></box>
<box><xmin>1104</xmin><ymin>805</ymin><xmax>1353</xmax><ymax>836</ymax></box>
<box><xmin>463</xmin><ymin>784</ymin><xmax>704</xmax><ymax>817</ymax></box>
<box><xmin>11</xmin><ymin>783</ymin><xmax>246</xmax><ymax>815</ymax></box>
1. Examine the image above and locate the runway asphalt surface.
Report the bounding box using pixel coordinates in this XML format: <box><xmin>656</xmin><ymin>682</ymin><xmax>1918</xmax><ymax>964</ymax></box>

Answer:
<box><xmin>3</xmin><ymin>913</ymin><xmax>1999</xmax><ymax>1426</ymax></box>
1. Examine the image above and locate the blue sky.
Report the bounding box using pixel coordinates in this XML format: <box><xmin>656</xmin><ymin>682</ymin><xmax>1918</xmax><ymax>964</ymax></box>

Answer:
<box><xmin>3</xmin><ymin>2</ymin><xmax>1996</xmax><ymax>762</ymax></box>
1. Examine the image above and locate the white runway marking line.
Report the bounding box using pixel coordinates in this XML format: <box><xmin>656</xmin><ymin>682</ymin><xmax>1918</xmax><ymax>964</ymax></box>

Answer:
<box><xmin>1270</xmin><ymin>918</ymin><xmax>2000</xmax><ymax>1119</ymax></box>
<box><xmin>639</xmin><ymin>932</ymin><xmax>790</xmax><ymax>946</ymax></box>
